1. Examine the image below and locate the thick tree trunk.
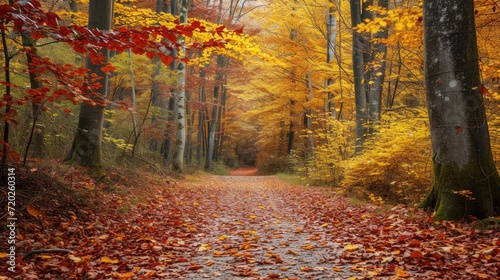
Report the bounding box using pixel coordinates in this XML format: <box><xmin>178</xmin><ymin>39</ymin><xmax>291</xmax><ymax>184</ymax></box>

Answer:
<box><xmin>67</xmin><ymin>0</ymin><xmax>113</xmax><ymax>170</ymax></box>
<box><xmin>419</xmin><ymin>0</ymin><xmax>500</xmax><ymax>220</ymax></box>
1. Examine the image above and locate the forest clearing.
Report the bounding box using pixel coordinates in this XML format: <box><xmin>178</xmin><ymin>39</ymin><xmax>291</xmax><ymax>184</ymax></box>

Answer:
<box><xmin>1</xmin><ymin>0</ymin><xmax>500</xmax><ymax>279</ymax></box>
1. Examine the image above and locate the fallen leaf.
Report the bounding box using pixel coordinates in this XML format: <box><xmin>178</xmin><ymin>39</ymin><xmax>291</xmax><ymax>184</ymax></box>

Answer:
<box><xmin>69</xmin><ymin>255</ymin><xmax>82</xmax><ymax>263</ymax></box>
<box><xmin>267</xmin><ymin>273</ymin><xmax>280</xmax><ymax>278</ymax></box>
<box><xmin>396</xmin><ymin>268</ymin><xmax>410</xmax><ymax>277</ymax></box>
<box><xmin>300</xmin><ymin>266</ymin><xmax>313</xmax><ymax>272</ymax></box>
<box><xmin>344</xmin><ymin>244</ymin><xmax>359</xmax><ymax>251</ymax></box>
<box><xmin>0</xmin><ymin>252</ymin><xmax>7</xmax><ymax>258</ymax></box>
<box><xmin>410</xmin><ymin>250</ymin><xmax>424</xmax><ymax>258</ymax></box>
<box><xmin>27</xmin><ymin>205</ymin><xmax>40</xmax><ymax>217</ymax></box>
<box><xmin>332</xmin><ymin>267</ymin><xmax>343</xmax><ymax>272</ymax></box>
<box><xmin>101</xmin><ymin>256</ymin><xmax>119</xmax><ymax>264</ymax></box>
<box><xmin>198</xmin><ymin>243</ymin><xmax>211</xmax><ymax>251</ymax></box>
<box><xmin>218</xmin><ymin>235</ymin><xmax>228</xmax><ymax>241</ymax></box>
<box><xmin>188</xmin><ymin>264</ymin><xmax>203</xmax><ymax>270</ymax></box>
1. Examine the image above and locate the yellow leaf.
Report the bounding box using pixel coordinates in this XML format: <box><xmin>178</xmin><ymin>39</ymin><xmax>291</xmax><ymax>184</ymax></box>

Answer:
<box><xmin>396</xmin><ymin>268</ymin><xmax>410</xmax><ymax>277</ymax></box>
<box><xmin>300</xmin><ymin>266</ymin><xmax>313</xmax><ymax>272</ymax></box>
<box><xmin>27</xmin><ymin>205</ymin><xmax>40</xmax><ymax>217</ymax></box>
<box><xmin>320</xmin><ymin>223</ymin><xmax>329</xmax><ymax>228</ymax></box>
<box><xmin>101</xmin><ymin>256</ymin><xmax>119</xmax><ymax>264</ymax></box>
<box><xmin>198</xmin><ymin>243</ymin><xmax>211</xmax><ymax>252</ymax></box>
<box><xmin>99</xmin><ymin>234</ymin><xmax>109</xmax><ymax>240</ymax></box>
<box><xmin>249</xmin><ymin>215</ymin><xmax>257</xmax><ymax>219</ymax></box>
<box><xmin>344</xmin><ymin>244</ymin><xmax>359</xmax><ymax>251</ymax></box>
<box><xmin>301</xmin><ymin>244</ymin><xmax>314</xmax><ymax>250</ymax></box>
<box><xmin>69</xmin><ymin>255</ymin><xmax>82</xmax><ymax>263</ymax></box>
<box><xmin>248</xmin><ymin>230</ymin><xmax>258</xmax><ymax>235</ymax></box>
<box><xmin>218</xmin><ymin>235</ymin><xmax>228</xmax><ymax>241</ymax></box>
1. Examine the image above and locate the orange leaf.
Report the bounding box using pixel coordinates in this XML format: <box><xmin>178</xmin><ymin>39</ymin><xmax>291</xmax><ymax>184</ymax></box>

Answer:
<box><xmin>267</xmin><ymin>273</ymin><xmax>280</xmax><ymax>279</ymax></box>
<box><xmin>27</xmin><ymin>205</ymin><xmax>40</xmax><ymax>218</ymax></box>
<box><xmin>188</xmin><ymin>264</ymin><xmax>203</xmax><ymax>270</ymax></box>
<box><xmin>396</xmin><ymin>268</ymin><xmax>410</xmax><ymax>278</ymax></box>
<box><xmin>101</xmin><ymin>256</ymin><xmax>119</xmax><ymax>264</ymax></box>
<box><xmin>301</xmin><ymin>267</ymin><xmax>313</xmax><ymax>272</ymax></box>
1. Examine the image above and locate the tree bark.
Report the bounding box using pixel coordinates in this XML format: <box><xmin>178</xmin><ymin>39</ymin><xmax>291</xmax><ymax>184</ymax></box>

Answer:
<box><xmin>67</xmin><ymin>0</ymin><xmax>113</xmax><ymax>170</ymax></box>
<box><xmin>325</xmin><ymin>6</ymin><xmax>337</xmax><ymax>118</ymax></box>
<box><xmin>419</xmin><ymin>0</ymin><xmax>500</xmax><ymax>220</ymax></box>
<box><xmin>367</xmin><ymin>0</ymin><xmax>388</xmax><ymax>130</ymax></box>
<box><xmin>350</xmin><ymin>0</ymin><xmax>368</xmax><ymax>153</ymax></box>
<box><xmin>172</xmin><ymin>0</ymin><xmax>188</xmax><ymax>172</ymax></box>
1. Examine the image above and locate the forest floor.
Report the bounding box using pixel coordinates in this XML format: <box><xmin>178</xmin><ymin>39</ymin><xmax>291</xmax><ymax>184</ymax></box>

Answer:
<box><xmin>0</xmin><ymin>164</ymin><xmax>499</xmax><ymax>279</ymax></box>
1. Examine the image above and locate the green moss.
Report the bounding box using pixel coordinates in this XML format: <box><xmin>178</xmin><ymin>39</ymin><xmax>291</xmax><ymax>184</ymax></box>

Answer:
<box><xmin>419</xmin><ymin>156</ymin><xmax>500</xmax><ymax>221</ymax></box>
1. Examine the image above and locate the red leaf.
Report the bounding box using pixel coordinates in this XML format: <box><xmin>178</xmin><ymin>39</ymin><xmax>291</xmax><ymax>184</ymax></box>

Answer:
<box><xmin>146</xmin><ymin>51</ymin><xmax>156</xmax><ymax>60</ymax></box>
<box><xmin>159</xmin><ymin>54</ymin><xmax>174</xmax><ymax>66</ymax></box>
<box><xmin>455</xmin><ymin>126</ymin><xmax>463</xmax><ymax>135</ymax></box>
<box><xmin>479</xmin><ymin>84</ymin><xmax>489</xmax><ymax>95</ymax></box>
<box><xmin>410</xmin><ymin>250</ymin><xmax>424</xmax><ymax>259</ymax></box>
<box><xmin>100</xmin><ymin>64</ymin><xmax>116</xmax><ymax>74</ymax></box>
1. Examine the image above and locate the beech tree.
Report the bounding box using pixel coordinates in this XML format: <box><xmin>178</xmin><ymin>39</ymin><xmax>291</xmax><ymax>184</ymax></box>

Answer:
<box><xmin>419</xmin><ymin>0</ymin><xmax>500</xmax><ymax>220</ymax></box>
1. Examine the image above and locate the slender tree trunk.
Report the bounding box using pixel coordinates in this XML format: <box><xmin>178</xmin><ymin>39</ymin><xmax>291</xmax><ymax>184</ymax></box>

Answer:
<box><xmin>367</xmin><ymin>0</ymin><xmax>388</xmax><ymax>129</ymax></box>
<box><xmin>206</xmin><ymin>55</ymin><xmax>225</xmax><ymax>170</ymax></box>
<box><xmin>67</xmin><ymin>0</ymin><xmax>113</xmax><ymax>170</ymax></box>
<box><xmin>22</xmin><ymin>32</ymin><xmax>45</xmax><ymax>159</ymax></box>
<box><xmin>418</xmin><ymin>0</ymin><xmax>500</xmax><ymax>220</ymax></box>
<box><xmin>325</xmin><ymin>6</ymin><xmax>337</xmax><ymax>118</ymax></box>
<box><xmin>306</xmin><ymin>72</ymin><xmax>315</xmax><ymax>157</ymax></box>
<box><xmin>350</xmin><ymin>0</ymin><xmax>368</xmax><ymax>153</ymax></box>
<box><xmin>196</xmin><ymin>68</ymin><xmax>206</xmax><ymax>164</ymax></box>
<box><xmin>287</xmin><ymin>103</ymin><xmax>295</xmax><ymax>155</ymax></box>
<box><xmin>1</xmin><ymin>19</ymin><xmax>12</xmax><ymax>165</ymax></box>
<box><xmin>172</xmin><ymin>0</ymin><xmax>188</xmax><ymax>171</ymax></box>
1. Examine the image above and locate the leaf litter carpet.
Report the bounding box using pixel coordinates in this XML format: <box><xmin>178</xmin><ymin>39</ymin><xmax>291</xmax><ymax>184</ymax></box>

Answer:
<box><xmin>1</xmin><ymin>174</ymin><xmax>499</xmax><ymax>279</ymax></box>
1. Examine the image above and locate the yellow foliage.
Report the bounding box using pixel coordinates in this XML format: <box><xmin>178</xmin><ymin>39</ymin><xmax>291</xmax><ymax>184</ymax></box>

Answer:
<box><xmin>341</xmin><ymin>108</ymin><xmax>431</xmax><ymax>204</ymax></box>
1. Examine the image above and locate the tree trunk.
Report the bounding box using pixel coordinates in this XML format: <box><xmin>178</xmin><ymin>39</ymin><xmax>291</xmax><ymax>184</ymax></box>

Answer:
<box><xmin>325</xmin><ymin>6</ymin><xmax>337</xmax><ymax>118</ymax></box>
<box><xmin>172</xmin><ymin>0</ymin><xmax>188</xmax><ymax>172</ymax></box>
<box><xmin>306</xmin><ymin>72</ymin><xmax>315</xmax><ymax>158</ymax></box>
<box><xmin>350</xmin><ymin>0</ymin><xmax>368</xmax><ymax>153</ymax></box>
<box><xmin>196</xmin><ymin>68</ymin><xmax>206</xmax><ymax>164</ymax></box>
<box><xmin>22</xmin><ymin>32</ymin><xmax>45</xmax><ymax>159</ymax></box>
<box><xmin>419</xmin><ymin>0</ymin><xmax>500</xmax><ymax>220</ymax></box>
<box><xmin>67</xmin><ymin>0</ymin><xmax>113</xmax><ymax>170</ymax></box>
<box><xmin>367</xmin><ymin>0</ymin><xmax>388</xmax><ymax>129</ymax></box>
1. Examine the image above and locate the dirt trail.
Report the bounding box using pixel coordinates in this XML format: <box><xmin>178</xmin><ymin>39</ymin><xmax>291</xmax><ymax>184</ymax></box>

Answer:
<box><xmin>184</xmin><ymin>175</ymin><xmax>349</xmax><ymax>279</ymax></box>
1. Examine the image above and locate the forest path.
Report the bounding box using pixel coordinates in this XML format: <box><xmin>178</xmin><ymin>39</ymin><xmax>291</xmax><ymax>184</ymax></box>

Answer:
<box><xmin>183</xmin><ymin>175</ymin><xmax>349</xmax><ymax>279</ymax></box>
<box><xmin>11</xmin><ymin>173</ymin><xmax>499</xmax><ymax>279</ymax></box>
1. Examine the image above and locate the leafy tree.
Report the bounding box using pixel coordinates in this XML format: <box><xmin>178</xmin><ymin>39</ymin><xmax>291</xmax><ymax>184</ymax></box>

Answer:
<box><xmin>419</xmin><ymin>0</ymin><xmax>500</xmax><ymax>220</ymax></box>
